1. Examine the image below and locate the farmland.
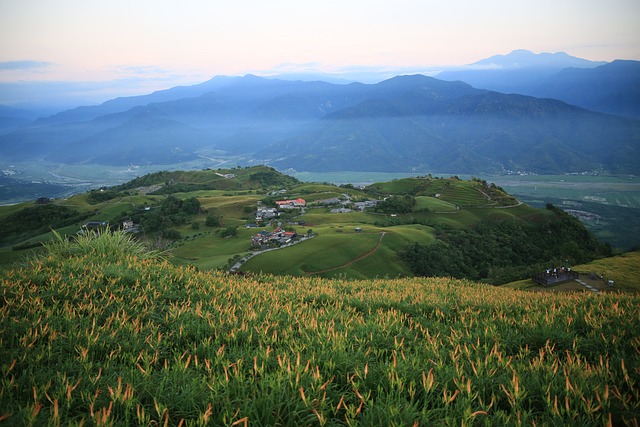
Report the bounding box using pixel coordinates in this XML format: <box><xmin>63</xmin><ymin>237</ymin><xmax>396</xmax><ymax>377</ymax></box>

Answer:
<box><xmin>1</xmin><ymin>231</ymin><xmax>639</xmax><ymax>425</ymax></box>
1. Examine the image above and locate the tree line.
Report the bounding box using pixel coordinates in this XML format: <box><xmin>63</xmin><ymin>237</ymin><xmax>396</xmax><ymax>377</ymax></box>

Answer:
<box><xmin>399</xmin><ymin>204</ymin><xmax>612</xmax><ymax>284</ymax></box>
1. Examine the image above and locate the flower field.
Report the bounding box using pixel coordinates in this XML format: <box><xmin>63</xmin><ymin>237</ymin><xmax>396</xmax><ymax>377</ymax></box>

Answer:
<box><xmin>1</xmin><ymin>233</ymin><xmax>639</xmax><ymax>425</ymax></box>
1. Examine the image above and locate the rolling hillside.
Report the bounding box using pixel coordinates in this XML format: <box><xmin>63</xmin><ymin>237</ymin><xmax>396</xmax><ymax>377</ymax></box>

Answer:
<box><xmin>1</xmin><ymin>230</ymin><xmax>638</xmax><ymax>425</ymax></box>
<box><xmin>0</xmin><ymin>167</ymin><xmax>613</xmax><ymax>285</ymax></box>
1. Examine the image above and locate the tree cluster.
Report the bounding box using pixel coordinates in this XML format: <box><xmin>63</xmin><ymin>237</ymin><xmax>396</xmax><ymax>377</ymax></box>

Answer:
<box><xmin>374</xmin><ymin>195</ymin><xmax>417</xmax><ymax>214</ymax></box>
<box><xmin>249</xmin><ymin>168</ymin><xmax>299</xmax><ymax>188</ymax></box>
<box><xmin>129</xmin><ymin>196</ymin><xmax>202</xmax><ymax>237</ymax></box>
<box><xmin>400</xmin><ymin>205</ymin><xmax>612</xmax><ymax>284</ymax></box>
<box><xmin>0</xmin><ymin>204</ymin><xmax>91</xmax><ymax>245</ymax></box>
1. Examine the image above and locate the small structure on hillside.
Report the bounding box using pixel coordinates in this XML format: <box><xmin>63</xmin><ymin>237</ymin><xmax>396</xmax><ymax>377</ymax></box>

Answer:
<box><xmin>251</xmin><ymin>227</ymin><xmax>297</xmax><ymax>246</ymax></box>
<box><xmin>256</xmin><ymin>207</ymin><xmax>278</xmax><ymax>221</ymax></box>
<box><xmin>78</xmin><ymin>221</ymin><xmax>109</xmax><ymax>234</ymax></box>
<box><xmin>532</xmin><ymin>267</ymin><xmax>578</xmax><ymax>287</ymax></box>
<box><xmin>35</xmin><ymin>197</ymin><xmax>51</xmax><ymax>205</ymax></box>
<box><xmin>276</xmin><ymin>198</ymin><xmax>306</xmax><ymax>208</ymax></box>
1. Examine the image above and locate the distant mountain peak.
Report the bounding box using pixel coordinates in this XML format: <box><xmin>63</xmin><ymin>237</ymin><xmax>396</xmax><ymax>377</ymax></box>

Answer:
<box><xmin>470</xmin><ymin>49</ymin><xmax>606</xmax><ymax>70</ymax></box>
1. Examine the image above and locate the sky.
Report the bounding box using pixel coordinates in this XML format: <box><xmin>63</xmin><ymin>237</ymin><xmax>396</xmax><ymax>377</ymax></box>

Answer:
<box><xmin>1</xmin><ymin>0</ymin><xmax>639</xmax><ymax>107</ymax></box>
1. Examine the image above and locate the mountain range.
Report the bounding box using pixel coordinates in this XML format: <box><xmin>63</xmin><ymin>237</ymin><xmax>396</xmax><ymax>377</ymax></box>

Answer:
<box><xmin>437</xmin><ymin>50</ymin><xmax>640</xmax><ymax>119</ymax></box>
<box><xmin>0</xmin><ymin>50</ymin><xmax>638</xmax><ymax>176</ymax></box>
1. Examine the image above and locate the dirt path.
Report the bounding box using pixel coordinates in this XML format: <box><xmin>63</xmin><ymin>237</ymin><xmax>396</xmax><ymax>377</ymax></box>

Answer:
<box><xmin>305</xmin><ymin>232</ymin><xmax>387</xmax><ymax>276</ymax></box>
<box><xmin>476</xmin><ymin>187</ymin><xmax>523</xmax><ymax>208</ymax></box>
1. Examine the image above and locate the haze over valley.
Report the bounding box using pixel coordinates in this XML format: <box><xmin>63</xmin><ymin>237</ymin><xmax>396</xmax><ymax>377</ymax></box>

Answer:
<box><xmin>0</xmin><ymin>3</ymin><xmax>638</xmax><ymax>278</ymax></box>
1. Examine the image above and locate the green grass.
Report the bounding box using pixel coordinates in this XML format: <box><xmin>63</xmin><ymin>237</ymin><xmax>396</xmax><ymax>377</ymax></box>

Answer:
<box><xmin>198</xmin><ymin>194</ymin><xmax>261</xmax><ymax>219</ymax></box>
<box><xmin>0</xmin><ymin>202</ymin><xmax>31</xmax><ymax>221</ymax></box>
<box><xmin>299</xmin><ymin>210</ymin><xmax>379</xmax><ymax>226</ymax></box>
<box><xmin>370</xmin><ymin>178</ymin><xmax>424</xmax><ymax>194</ymax></box>
<box><xmin>572</xmin><ymin>251</ymin><xmax>640</xmax><ymax>293</ymax></box>
<box><xmin>1</xmin><ymin>232</ymin><xmax>639</xmax><ymax>425</ymax></box>
<box><xmin>2</xmin><ymin>170</ymin><xmax>637</xmax><ymax>285</ymax></box>
<box><xmin>171</xmin><ymin>229</ymin><xmax>254</xmax><ymax>270</ymax></box>
<box><xmin>242</xmin><ymin>232</ymin><xmax>384</xmax><ymax>276</ymax></box>
<box><xmin>414</xmin><ymin>195</ymin><xmax>457</xmax><ymax>212</ymax></box>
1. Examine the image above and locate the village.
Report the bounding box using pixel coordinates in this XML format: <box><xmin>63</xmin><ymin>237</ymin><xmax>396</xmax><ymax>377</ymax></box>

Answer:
<box><xmin>247</xmin><ymin>193</ymin><xmax>380</xmax><ymax>248</ymax></box>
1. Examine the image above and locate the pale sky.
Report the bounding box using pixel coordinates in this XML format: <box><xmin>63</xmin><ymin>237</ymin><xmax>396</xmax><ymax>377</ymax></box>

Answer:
<box><xmin>1</xmin><ymin>0</ymin><xmax>639</xmax><ymax>105</ymax></box>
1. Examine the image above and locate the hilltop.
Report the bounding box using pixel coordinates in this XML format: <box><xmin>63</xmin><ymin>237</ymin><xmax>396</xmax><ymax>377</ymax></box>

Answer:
<box><xmin>0</xmin><ymin>166</ymin><xmax>613</xmax><ymax>285</ymax></box>
<box><xmin>1</xmin><ymin>231</ymin><xmax>638</xmax><ymax>424</ymax></box>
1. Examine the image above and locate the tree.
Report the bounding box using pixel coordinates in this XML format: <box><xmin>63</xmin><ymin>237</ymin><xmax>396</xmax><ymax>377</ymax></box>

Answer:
<box><xmin>220</xmin><ymin>226</ymin><xmax>238</xmax><ymax>238</ymax></box>
<box><xmin>375</xmin><ymin>195</ymin><xmax>417</xmax><ymax>214</ymax></box>
<box><xmin>205</xmin><ymin>215</ymin><xmax>221</xmax><ymax>227</ymax></box>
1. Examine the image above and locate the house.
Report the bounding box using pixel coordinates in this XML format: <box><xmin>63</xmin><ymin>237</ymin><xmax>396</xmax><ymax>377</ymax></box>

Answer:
<box><xmin>256</xmin><ymin>207</ymin><xmax>279</xmax><ymax>221</ymax></box>
<box><xmin>276</xmin><ymin>198</ymin><xmax>306</xmax><ymax>208</ymax></box>
<box><xmin>122</xmin><ymin>219</ymin><xmax>139</xmax><ymax>233</ymax></box>
<box><xmin>353</xmin><ymin>200</ymin><xmax>380</xmax><ymax>211</ymax></box>
<box><xmin>250</xmin><ymin>227</ymin><xmax>298</xmax><ymax>246</ymax></box>
<box><xmin>330</xmin><ymin>208</ymin><xmax>352</xmax><ymax>214</ymax></box>
<box><xmin>316</xmin><ymin>197</ymin><xmax>341</xmax><ymax>205</ymax></box>
<box><xmin>82</xmin><ymin>221</ymin><xmax>108</xmax><ymax>230</ymax></box>
<box><xmin>78</xmin><ymin>221</ymin><xmax>108</xmax><ymax>234</ymax></box>
<box><xmin>35</xmin><ymin>197</ymin><xmax>51</xmax><ymax>205</ymax></box>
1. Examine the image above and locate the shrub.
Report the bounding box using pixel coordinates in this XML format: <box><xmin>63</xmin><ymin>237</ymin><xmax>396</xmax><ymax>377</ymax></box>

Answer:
<box><xmin>39</xmin><ymin>229</ymin><xmax>167</xmax><ymax>262</ymax></box>
<box><xmin>220</xmin><ymin>226</ymin><xmax>238</xmax><ymax>238</ymax></box>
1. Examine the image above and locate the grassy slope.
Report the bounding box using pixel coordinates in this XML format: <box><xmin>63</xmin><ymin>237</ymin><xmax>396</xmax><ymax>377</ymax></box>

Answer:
<box><xmin>0</xmin><ymin>170</ymin><xmax>627</xmax><ymax>284</ymax></box>
<box><xmin>571</xmin><ymin>250</ymin><xmax>640</xmax><ymax>292</ymax></box>
<box><xmin>504</xmin><ymin>250</ymin><xmax>640</xmax><ymax>293</ymax></box>
<box><xmin>1</xmin><ymin>237</ymin><xmax>639</xmax><ymax>425</ymax></box>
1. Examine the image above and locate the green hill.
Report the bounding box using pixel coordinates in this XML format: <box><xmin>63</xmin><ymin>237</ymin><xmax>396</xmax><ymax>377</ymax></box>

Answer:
<box><xmin>1</xmin><ymin>231</ymin><xmax>638</xmax><ymax>425</ymax></box>
<box><xmin>0</xmin><ymin>167</ymin><xmax>614</xmax><ymax>285</ymax></box>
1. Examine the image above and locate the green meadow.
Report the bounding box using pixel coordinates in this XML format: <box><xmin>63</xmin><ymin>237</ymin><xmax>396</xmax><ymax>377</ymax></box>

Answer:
<box><xmin>1</xmin><ymin>231</ymin><xmax>638</xmax><ymax>425</ymax></box>
<box><xmin>0</xmin><ymin>167</ymin><xmax>629</xmax><ymax>283</ymax></box>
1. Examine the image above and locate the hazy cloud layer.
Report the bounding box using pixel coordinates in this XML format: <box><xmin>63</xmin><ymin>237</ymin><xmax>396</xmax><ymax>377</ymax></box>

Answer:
<box><xmin>0</xmin><ymin>60</ymin><xmax>54</xmax><ymax>70</ymax></box>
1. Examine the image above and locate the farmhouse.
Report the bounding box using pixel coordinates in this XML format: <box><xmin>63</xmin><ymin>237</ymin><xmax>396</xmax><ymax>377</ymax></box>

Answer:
<box><xmin>256</xmin><ymin>207</ymin><xmax>279</xmax><ymax>221</ymax></box>
<box><xmin>353</xmin><ymin>200</ymin><xmax>380</xmax><ymax>211</ymax></box>
<box><xmin>122</xmin><ymin>219</ymin><xmax>139</xmax><ymax>233</ymax></box>
<box><xmin>251</xmin><ymin>227</ymin><xmax>298</xmax><ymax>246</ymax></box>
<box><xmin>78</xmin><ymin>221</ymin><xmax>108</xmax><ymax>234</ymax></box>
<box><xmin>315</xmin><ymin>197</ymin><xmax>341</xmax><ymax>205</ymax></box>
<box><xmin>330</xmin><ymin>207</ymin><xmax>352</xmax><ymax>214</ymax></box>
<box><xmin>276</xmin><ymin>198</ymin><xmax>306</xmax><ymax>208</ymax></box>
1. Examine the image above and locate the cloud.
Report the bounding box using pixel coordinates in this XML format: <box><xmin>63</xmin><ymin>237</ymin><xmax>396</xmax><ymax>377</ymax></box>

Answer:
<box><xmin>112</xmin><ymin>65</ymin><xmax>172</xmax><ymax>76</ymax></box>
<box><xmin>0</xmin><ymin>73</ymin><xmax>202</xmax><ymax>107</ymax></box>
<box><xmin>0</xmin><ymin>60</ymin><xmax>54</xmax><ymax>71</ymax></box>
<box><xmin>252</xmin><ymin>62</ymin><xmax>443</xmax><ymax>84</ymax></box>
